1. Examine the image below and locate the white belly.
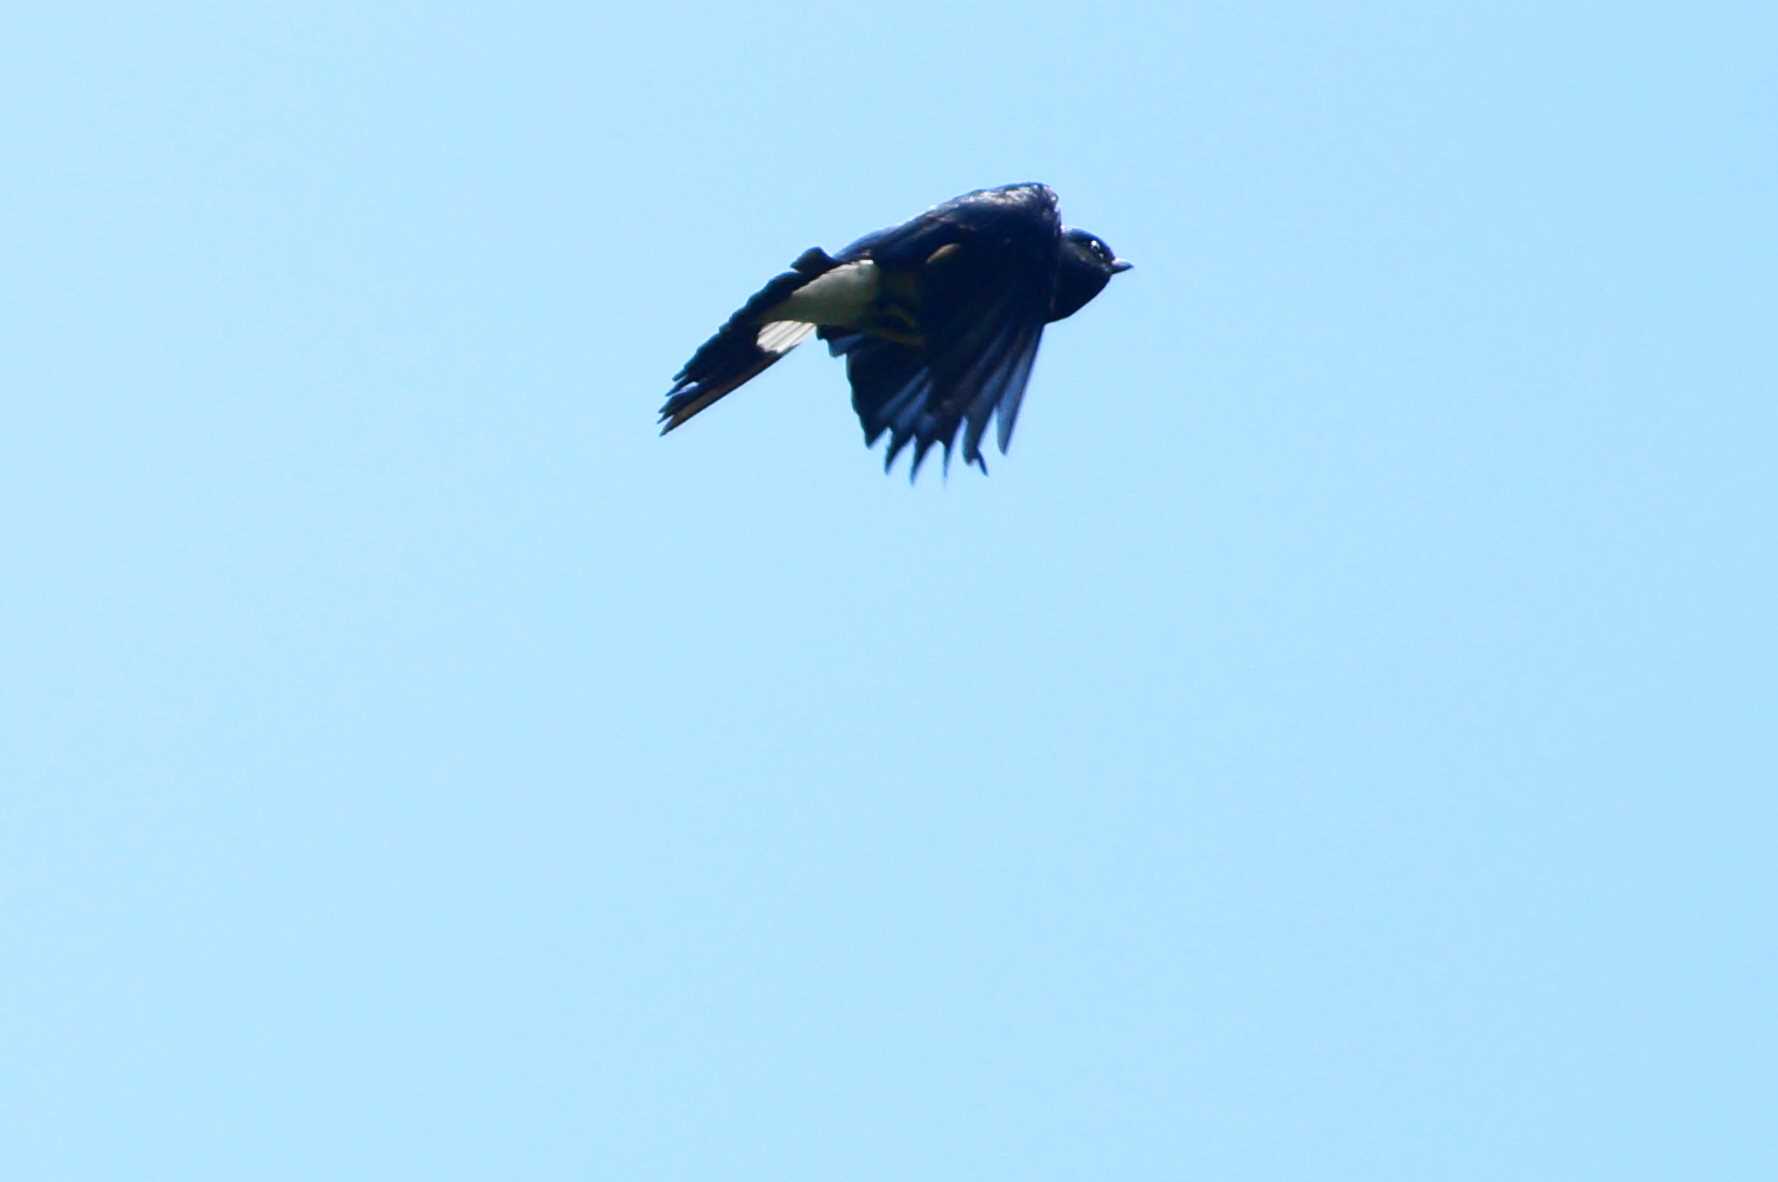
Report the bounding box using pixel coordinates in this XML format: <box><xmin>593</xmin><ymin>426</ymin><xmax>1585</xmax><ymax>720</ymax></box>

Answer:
<box><xmin>768</xmin><ymin>260</ymin><xmax>880</xmax><ymax>327</ymax></box>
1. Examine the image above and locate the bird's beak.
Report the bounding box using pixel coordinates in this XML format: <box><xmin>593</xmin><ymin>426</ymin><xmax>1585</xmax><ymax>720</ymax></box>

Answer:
<box><xmin>1110</xmin><ymin>259</ymin><xmax>1133</xmax><ymax>274</ymax></box>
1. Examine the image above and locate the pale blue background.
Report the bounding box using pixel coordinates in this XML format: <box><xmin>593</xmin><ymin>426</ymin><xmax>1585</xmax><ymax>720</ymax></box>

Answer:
<box><xmin>4</xmin><ymin>3</ymin><xmax>1774</xmax><ymax>1178</ymax></box>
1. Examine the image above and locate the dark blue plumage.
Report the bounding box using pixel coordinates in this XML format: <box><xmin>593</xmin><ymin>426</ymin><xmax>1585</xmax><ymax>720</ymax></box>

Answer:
<box><xmin>658</xmin><ymin>183</ymin><xmax>1129</xmax><ymax>478</ymax></box>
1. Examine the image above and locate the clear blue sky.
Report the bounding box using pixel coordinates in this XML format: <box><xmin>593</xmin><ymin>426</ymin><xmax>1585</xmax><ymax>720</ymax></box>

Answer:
<box><xmin>4</xmin><ymin>4</ymin><xmax>1774</xmax><ymax>1178</ymax></box>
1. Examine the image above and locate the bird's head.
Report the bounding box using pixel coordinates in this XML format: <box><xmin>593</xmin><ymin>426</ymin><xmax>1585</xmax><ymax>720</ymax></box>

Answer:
<box><xmin>1052</xmin><ymin>228</ymin><xmax>1132</xmax><ymax>321</ymax></box>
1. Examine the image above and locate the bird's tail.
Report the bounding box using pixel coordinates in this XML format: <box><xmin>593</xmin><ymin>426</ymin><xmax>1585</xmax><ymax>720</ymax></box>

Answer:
<box><xmin>658</xmin><ymin>248</ymin><xmax>838</xmax><ymax>434</ymax></box>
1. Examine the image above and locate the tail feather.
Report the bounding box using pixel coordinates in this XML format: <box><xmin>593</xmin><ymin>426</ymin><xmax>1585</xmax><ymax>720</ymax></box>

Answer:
<box><xmin>657</xmin><ymin>248</ymin><xmax>839</xmax><ymax>434</ymax></box>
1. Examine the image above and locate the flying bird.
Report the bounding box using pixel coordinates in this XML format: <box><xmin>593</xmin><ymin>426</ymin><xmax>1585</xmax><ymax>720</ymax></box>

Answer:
<box><xmin>658</xmin><ymin>183</ymin><xmax>1130</xmax><ymax>477</ymax></box>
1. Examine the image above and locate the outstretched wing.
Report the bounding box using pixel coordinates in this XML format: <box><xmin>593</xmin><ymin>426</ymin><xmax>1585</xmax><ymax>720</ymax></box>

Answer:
<box><xmin>835</xmin><ymin>184</ymin><xmax>1060</xmax><ymax>475</ymax></box>
<box><xmin>824</xmin><ymin>330</ymin><xmax>941</xmax><ymax>474</ymax></box>
<box><xmin>658</xmin><ymin>248</ymin><xmax>837</xmax><ymax>433</ymax></box>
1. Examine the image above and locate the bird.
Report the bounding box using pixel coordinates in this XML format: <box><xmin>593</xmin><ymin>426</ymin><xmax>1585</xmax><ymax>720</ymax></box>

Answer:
<box><xmin>657</xmin><ymin>183</ymin><xmax>1130</xmax><ymax>478</ymax></box>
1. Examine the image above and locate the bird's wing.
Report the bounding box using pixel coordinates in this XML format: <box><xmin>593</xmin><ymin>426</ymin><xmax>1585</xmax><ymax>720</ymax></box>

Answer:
<box><xmin>838</xmin><ymin>184</ymin><xmax>1060</xmax><ymax>474</ymax></box>
<box><xmin>657</xmin><ymin>248</ymin><xmax>837</xmax><ymax>433</ymax></box>
<box><xmin>824</xmin><ymin>331</ymin><xmax>941</xmax><ymax>474</ymax></box>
